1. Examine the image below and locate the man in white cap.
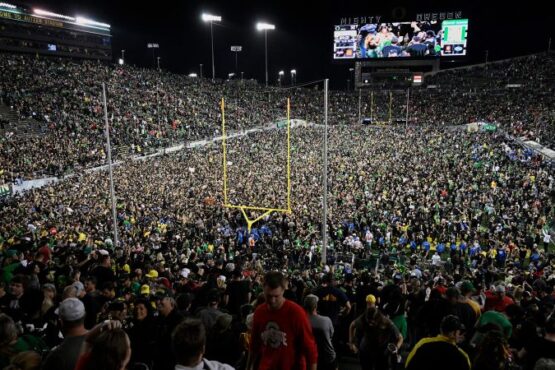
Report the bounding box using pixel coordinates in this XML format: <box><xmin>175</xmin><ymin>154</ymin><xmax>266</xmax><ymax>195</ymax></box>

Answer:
<box><xmin>42</xmin><ymin>298</ymin><xmax>87</xmax><ymax>370</ymax></box>
<box><xmin>484</xmin><ymin>284</ymin><xmax>514</xmax><ymax>313</ymax></box>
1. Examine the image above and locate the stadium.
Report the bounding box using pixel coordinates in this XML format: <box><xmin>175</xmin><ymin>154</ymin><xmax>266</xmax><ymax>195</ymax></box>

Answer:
<box><xmin>0</xmin><ymin>1</ymin><xmax>554</xmax><ymax>370</ymax></box>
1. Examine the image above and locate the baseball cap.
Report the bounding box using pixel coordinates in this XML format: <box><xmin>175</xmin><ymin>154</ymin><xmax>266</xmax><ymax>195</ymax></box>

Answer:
<box><xmin>146</xmin><ymin>270</ymin><xmax>159</xmax><ymax>278</ymax></box>
<box><xmin>366</xmin><ymin>294</ymin><xmax>377</xmax><ymax>304</ymax></box>
<box><xmin>122</xmin><ymin>264</ymin><xmax>131</xmax><ymax>273</ymax></box>
<box><xmin>360</xmin><ymin>24</ymin><xmax>377</xmax><ymax>34</ymax></box>
<box><xmin>140</xmin><ymin>284</ymin><xmax>150</xmax><ymax>295</ymax></box>
<box><xmin>58</xmin><ymin>298</ymin><xmax>86</xmax><ymax>321</ymax></box>
<box><xmin>71</xmin><ymin>281</ymin><xmax>85</xmax><ymax>296</ymax></box>
<box><xmin>158</xmin><ymin>277</ymin><xmax>171</xmax><ymax>289</ymax></box>
<box><xmin>460</xmin><ymin>281</ymin><xmax>476</xmax><ymax>294</ymax></box>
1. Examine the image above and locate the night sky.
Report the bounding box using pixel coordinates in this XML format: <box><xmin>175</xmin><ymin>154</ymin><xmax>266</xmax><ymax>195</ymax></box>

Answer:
<box><xmin>23</xmin><ymin>0</ymin><xmax>555</xmax><ymax>89</ymax></box>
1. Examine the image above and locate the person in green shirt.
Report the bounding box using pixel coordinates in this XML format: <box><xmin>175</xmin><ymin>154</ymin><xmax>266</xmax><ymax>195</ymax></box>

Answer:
<box><xmin>391</xmin><ymin>313</ymin><xmax>408</xmax><ymax>341</ymax></box>
<box><xmin>0</xmin><ymin>313</ymin><xmax>48</xmax><ymax>369</ymax></box>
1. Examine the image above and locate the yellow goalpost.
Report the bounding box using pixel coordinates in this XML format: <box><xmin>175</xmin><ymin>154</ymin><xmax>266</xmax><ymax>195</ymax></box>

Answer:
<box><xmin>220</xmin><ymin>97</ymin><xmax>292</xmax><ymax>232</ymax></box>
<box><xmin>370</xmin><ymin>91</ymin><xmax>393</xmax><ymax>125</ymax></box>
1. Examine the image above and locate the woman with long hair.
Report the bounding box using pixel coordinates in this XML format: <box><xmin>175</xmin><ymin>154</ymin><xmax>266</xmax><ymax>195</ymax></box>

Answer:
<box><xmin>74</xmin><ymin>320</ymin><xmax>131</xmax><ymax>370</ymax></box>
<box><xmin>473</xmin><ymin>330</ymin><xmax>513</xmax><ymax>370</ymax></box>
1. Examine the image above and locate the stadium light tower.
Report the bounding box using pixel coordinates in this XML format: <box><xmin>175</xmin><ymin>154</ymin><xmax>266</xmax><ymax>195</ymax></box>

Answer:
<box><xmin>147</xmin><ymin>43</ymin><xmax>159</xmax><ymax>69</ymax></box>
<box><xmin>202</xmin><ymin>13</ymin><xmax>222</xmax><ymax>81</ymax></box>
<box><xmin>230</xmin><ymin>45</ymin><xmax>242</xmax><ymax>74</ymax></box>
<box><xmin>278</xmin><ymin>70</ymin><xmax>284</xmax><ymax>87</ymax></box>
<box><xmin>121</xmin><ymin>49</ymin><xmax>125</xmax><ymax>65</ymax></box>
<box><xmin>290</xmin><ymin>69</ymin><xmax>296</xmax><ymax>86</ymax></box>
<box><xmin>256</xmin><ymin>22</ymin><xmax>275</xmax><ymax>87</ymax></box>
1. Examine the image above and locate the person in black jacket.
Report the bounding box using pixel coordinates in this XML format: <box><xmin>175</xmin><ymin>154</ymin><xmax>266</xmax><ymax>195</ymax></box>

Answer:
<box><xmin>127</xmin><ymin>298</ymin><xmax>156</xmax><ymax>369</ymax></box>
<box><xmin>154</xmin><ymin>296</ymin><xmax>184</xmax><ymax>370</ymax></box>
<box><xmin>406</xmin><ymin>315</ymin><xmax>470</xmax><ymax>370</ymax></box>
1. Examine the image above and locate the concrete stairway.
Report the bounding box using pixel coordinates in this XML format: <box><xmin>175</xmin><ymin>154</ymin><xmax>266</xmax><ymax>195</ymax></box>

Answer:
<box><xmin>0</xmin><ymin>104</ymin><xmax>46</xmax><ymax>137</ymax></box>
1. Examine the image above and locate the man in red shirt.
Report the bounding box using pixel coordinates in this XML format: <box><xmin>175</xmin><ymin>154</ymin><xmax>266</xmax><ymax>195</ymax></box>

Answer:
<box><xmin>248</xmin><ymin>271</ymin><xmax>318</xmax><ymax>370</ymax></box>
<box><xmin>484</xmin><ymin>284</ymin><xmax>514</xmax><ymax>312</ymax></box>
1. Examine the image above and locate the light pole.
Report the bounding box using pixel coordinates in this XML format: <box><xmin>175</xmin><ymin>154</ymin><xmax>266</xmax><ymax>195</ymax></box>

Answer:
<box><xmin>101</xmin><ymin>83</ymin><xmax>118</xmax><ymax>249</ymax></box>
<box><xmin>322</xmin><ymin>79</ymin><xmax>329</xmax><ymax>264</ymax></box>
<box><xmin>157</xmin><ymin>56</ymin><xmax>161</xmax><ymax>71</ymax></box>
<box><xmin>290</xmin><ymin>69</ymin><xmax>296</xmax><ymax>86</ymax></box>
<box><xmin>147</xmin><ymin>43</ymin><xmax>159</xmax><ymax>69</ymax></box>
<box><xmin>121</xmin><ymin>49</ymin><xmax>125</xmax><ymax>64</ymax></box>
<box><xmin>199</xmin><ymin>64</ymin><xmax>203</xmax><ymax>79</ymax></box>
<box><xmin>256</xmin><ymin>22</ymin><xmax>275</xmax><ymax>87</ymax></box>
<box><xmin>231</xmin><ymin>45</ymin><xmax>242</xmax><ymax>74</ymax></box>
<box><xmin>349</xmin><ymin>67</ymin><xmax>355</xmax><ymax>90</ymax></box>
<box><xmin>278</xmin><ymin>70</ymin><xmax>284</xmax><ymax>87</ymax></box>
<box><xmin>202</xmin><ymin>13</ymin><xmax>222</xmax><ymax>81</ymax></box>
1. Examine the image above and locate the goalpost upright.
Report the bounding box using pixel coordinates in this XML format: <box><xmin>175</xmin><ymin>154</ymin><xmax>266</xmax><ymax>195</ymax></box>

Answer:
<box><xmin>220</xmin><ymin>97</ymin><xmax>292</xmax><ymax>232</ymax></box>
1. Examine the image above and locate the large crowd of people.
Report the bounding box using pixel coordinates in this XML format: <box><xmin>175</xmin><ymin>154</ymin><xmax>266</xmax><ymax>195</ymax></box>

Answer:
<box><xmin>1</xmin><ymin>52</ymin><xmax>554</xmax><ymax>182</ymax></box>
<box><xmin>0</xmin><ymin>49</ymin><xmax>554</xmax><ymax>370</ymax></box>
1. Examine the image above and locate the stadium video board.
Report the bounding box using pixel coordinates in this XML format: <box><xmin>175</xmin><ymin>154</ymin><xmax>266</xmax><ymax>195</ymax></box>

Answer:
<box><xmin>333</xmin><ymin>19</ymin><xmax>468</xmax><ymax>59</ymax></box>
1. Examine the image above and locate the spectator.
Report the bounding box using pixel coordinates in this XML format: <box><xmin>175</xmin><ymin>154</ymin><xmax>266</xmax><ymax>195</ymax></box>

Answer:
<box><xmin>485</xmin><ymin>284</ymin><xmax>515</xmax><ymax>313</ymax></box>
<box><xmin>303</xmin><ymin>294</ymin><xmax>337</xmax><ymax>370</ymax></box>
<box><xmin>248</xmin><ymin>271</ymin><xmax>317</xmax><ymax>370</ymax></box>
<box><xmin>74</xmin><ymin>320</ymin><xmax>131</xmax><ymax>370</ymax></box>
<box><xmin>405</xmin><ymin>315</ymin><xmax>470</xmax><ymax>370</ymax></box>
<box><xmin>314</xmin><ymin>273</ymin><xmax>351</xmax><ymax>327</ymax></box>
<box><xmin>5</xmin><ymin>351</ymin><xmax>41</xmax><ymax>370</ymax></box>
<box><xmin>126</xmin><ymin>298</ymin><xmax>156</xmax><ymax>368</ymax></box>
<box><xmin>472</xmin><ymin>330</ymin><xmax>512</xmax><ymax>370</ymax></box>
<box><xmin>172</xmin><ymin>318</ymin><xmax>234</xmax><ymax>370</ymax></box>
<box><xmin>349</xmin><ymin>306</ymin><xmax>403</xmax><ymax>370</ymax></box>
<box><xmin>521</xmin><ymin>315</ymin><xmax>555</xmax><ymax>369</ymax></box>
<box><xmin>42</xmin><ymin>298</ymin><xmax>88</xmax><ymax>370</ymax></box>
<box><xmin>155</xmin><ymin>296</ymin><xmax>184</xmax><ymax>370</ymax></box>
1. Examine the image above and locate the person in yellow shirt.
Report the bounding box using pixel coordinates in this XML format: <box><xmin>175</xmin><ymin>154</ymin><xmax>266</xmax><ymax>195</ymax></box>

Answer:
<box><xmin>460</xmin><ymin>281</ymin><xmax>481</xmax><ymax>318</ymax></box>
<box><xmin>406</xmin><ymin>315</ymin><xmax>470</xmax><ymax>370</ymax></box>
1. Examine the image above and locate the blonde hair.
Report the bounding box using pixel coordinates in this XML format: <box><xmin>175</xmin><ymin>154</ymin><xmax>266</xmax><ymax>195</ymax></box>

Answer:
<box><xmin>5</xmin><ymin>351</ymin><xmax>41</xmax><ymax>370</ymax></box>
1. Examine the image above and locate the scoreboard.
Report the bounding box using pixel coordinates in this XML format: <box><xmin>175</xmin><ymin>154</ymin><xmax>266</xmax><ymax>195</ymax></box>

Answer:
<box><xmin>333</xmin><ymin>18</ymin><xmax>469</xmax><ymax>60</ymax></box>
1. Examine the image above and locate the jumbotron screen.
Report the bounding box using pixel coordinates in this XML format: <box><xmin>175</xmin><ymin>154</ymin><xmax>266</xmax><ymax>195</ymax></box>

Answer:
<box><xmin>333</xmin><ymin>19</ymin><xmax>468</xmax><ymax>59</ymax></box>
